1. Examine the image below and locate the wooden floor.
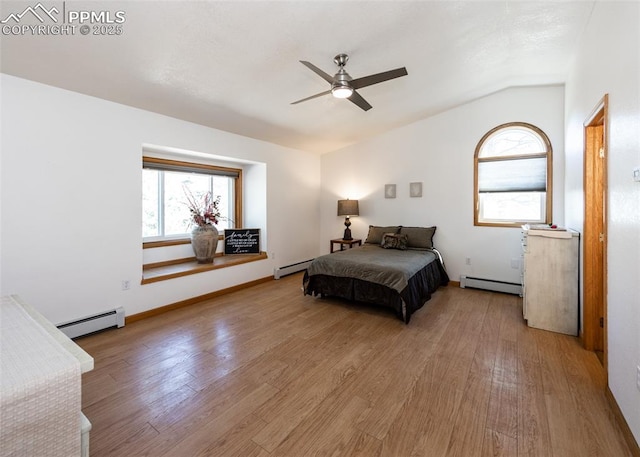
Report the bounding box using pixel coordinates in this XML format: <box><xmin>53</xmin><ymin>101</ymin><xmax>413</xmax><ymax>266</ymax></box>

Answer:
<box><xmin>77</xmin><ymin>273</ymin><xmax>634</xmax><ymax>457</ymax></box>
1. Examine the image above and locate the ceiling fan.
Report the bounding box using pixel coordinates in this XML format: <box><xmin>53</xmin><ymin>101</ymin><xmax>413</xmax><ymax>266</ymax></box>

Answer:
<box><xmin>291</xmin><ymin>54</ymin><xmax>408</xmax><ymax>111</ymax></box>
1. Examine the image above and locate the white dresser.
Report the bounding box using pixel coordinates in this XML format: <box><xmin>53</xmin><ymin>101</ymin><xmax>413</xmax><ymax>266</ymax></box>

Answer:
<box><xmin>521</xmin><ymin>226</ymin><xmax>579</xmax><ymax>336</ymax></box>
<box><xmin>1</xmin><ymin>295</ymin><xmax>93</xmax><ymax>457</ymax></box>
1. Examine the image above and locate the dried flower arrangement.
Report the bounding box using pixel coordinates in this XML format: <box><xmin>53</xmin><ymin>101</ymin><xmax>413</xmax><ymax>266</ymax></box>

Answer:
<box><xmin>183</xmin><ymin>187</ymin><xmax>223</xmax><ymax>227</ymax></box>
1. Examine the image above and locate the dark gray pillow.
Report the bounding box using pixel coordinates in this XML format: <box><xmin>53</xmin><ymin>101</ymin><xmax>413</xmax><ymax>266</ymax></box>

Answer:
<box><xmin>365</xmin><ymin>225</ymin><xmax>401</xmax><ymax>244</ymax></box>
<box><xmin>380</xmin><ymin>233</ymin><xmax>408</xmax><ymax>250</ymax></box>
<box><xmin>399</xmin><ymin>226</ymin><xmax>436</xmax><ymax>249</ymax></box>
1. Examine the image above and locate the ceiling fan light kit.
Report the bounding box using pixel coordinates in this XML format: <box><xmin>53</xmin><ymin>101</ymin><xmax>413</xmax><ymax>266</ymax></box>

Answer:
<box><xmin>331</xmin><ymin>85</ymin><xmax>353</xmax><ymax>99</ymax></box>
<box><xmin>292</xmin><ymin>53</ymin><xmax>408</xmax><ymax>111</ymax></box>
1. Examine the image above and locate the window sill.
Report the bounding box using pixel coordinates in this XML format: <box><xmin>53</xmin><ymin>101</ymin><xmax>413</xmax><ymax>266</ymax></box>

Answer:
<box><xmin>143</xmin><ymin>238</ymin><xmax>192</xmax><ymax>249</ymax></box>
<box><xmin>142</xmin><ymin>252</ymin><xmax>268</xmax><ymax>284</ymax></box>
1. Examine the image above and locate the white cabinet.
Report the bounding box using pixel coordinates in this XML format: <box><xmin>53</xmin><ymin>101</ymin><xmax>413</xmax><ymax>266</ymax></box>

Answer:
<box><xmin>1</xmin><ymin>295</ymin><xmax>94</xmax><ymax>456</ymax></box>
<box><xmin>521</xmin><ymin>228</ymin><xmax>579</xmax><ymax>335</ymax></box>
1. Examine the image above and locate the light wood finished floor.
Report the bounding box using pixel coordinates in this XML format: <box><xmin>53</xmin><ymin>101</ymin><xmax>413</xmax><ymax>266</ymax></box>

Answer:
<box><xmin>77</xmin><ymin>273</ymin><xmax>634</xmax><ymax>456</ymax></box>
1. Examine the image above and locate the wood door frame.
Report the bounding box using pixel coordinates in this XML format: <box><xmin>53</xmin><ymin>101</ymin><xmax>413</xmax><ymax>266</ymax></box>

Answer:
<box><xmin>582</xmin><ymin>94</ymin><xmax>608</xmax><ymax>373</ymax></box>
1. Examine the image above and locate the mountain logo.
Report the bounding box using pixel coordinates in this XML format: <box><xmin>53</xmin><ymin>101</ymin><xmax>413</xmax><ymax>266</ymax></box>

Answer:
<box><xmin>1</xmin><ymin>3</ymin><xmax>59</xmax><ymax>24</ymax></box>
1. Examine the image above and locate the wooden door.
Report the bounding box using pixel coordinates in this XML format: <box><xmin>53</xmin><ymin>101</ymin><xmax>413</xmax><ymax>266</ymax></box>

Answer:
<box><xmin>583</xmin><ymin>95</ymin><xmax>608</xmax><ymax>369</ymax></box>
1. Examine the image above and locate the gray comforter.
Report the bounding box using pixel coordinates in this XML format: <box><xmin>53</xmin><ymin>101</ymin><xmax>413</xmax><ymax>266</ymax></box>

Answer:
<box><xmin>306</xmin><ymin>244</ymin><xmax>437</xmax><ymax>294</ymax></box>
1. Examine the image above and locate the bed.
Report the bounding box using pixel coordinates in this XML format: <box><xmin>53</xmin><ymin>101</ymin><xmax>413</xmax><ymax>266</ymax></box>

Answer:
<box><xmin>303</xmin><ymin>225</ymin><xmax>449</xmax><ymax>323</ymax></box>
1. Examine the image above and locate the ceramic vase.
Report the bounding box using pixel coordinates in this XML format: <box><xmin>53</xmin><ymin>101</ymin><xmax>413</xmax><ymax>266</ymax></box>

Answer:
<box><xmin>190</xmin><ymin>225</ymin><xmax>219</xmax><ymax>263</ymax></box>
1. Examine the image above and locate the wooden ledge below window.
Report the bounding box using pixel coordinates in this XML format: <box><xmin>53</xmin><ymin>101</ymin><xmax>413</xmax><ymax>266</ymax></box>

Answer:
<box><xmin>142</xmin><ymin>252</ymin><xmax>268</xmax><ymax>284</ymax></box>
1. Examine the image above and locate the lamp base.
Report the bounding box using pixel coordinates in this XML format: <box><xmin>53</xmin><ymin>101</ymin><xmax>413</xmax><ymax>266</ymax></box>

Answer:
<box><xmin>342</xmin><ymin>216</ymin><xmax>353</xmax><ymax>240</ymax></box>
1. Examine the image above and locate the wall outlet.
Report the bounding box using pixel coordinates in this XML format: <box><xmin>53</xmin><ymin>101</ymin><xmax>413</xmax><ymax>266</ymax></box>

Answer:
<box><xmin>121</xmin><ymin>280</ymin><xmax>130</xmax><ymax>291</ymax></box>
<box><xmin>465</xmin><ymin>257</ymin><xmax>471</xmax><ymax>265</ymax></box>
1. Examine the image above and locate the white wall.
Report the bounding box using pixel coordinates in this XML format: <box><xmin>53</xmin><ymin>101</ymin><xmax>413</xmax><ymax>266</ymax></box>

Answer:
<box><xmin>320</xmin><ymin>86</ymin><xmax>565</xmax><ymax>284</ymax></box>
<box><xmin>0</xmin><ymin>75</ymin><xmax>321</xmax><ymax>324</ymax></box>
<box><xmin>564</xmin><ymin>1</ymin><xmax>640</xmax><ymax>443</ymax></box>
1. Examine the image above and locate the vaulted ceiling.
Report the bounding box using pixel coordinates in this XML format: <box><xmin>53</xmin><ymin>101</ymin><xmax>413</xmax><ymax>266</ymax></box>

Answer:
<box><xmin>0</xmin><ymin>1</ymin><xmax>595</xmax><ymax>153</ymax></box>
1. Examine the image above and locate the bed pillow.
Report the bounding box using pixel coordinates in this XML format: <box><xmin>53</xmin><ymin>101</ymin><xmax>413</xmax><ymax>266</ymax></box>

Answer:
<box><xmin>380</xmin><ymin>233</ymin><xmax>408</xmax><ymax>250</ymax></box>
<box><xmin>365</xmin><ymin>225</ymin><xmax>401</xmax><ymax>244</ymax></box>
<box><xmin>400</xmin><ymin>226</ymin><xmax>436</xmax><ymax>249</ymax></box>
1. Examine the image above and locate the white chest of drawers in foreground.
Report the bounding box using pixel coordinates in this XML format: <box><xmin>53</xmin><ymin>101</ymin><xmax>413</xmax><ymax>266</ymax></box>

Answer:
<box><xmin>1</xmin><ymin>295</ymin><xmax>94</xmax><ymax>457</ymax></box>
<box><xmin>521</xmin><ymin>227</ymin><xmax>580</xmax><ymax>336</ymax></box>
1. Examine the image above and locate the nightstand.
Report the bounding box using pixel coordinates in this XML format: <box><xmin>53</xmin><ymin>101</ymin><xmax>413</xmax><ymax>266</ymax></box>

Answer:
<box><xmin>330</xmin><ymin>238</ymin><xmax>362</xmax><ymax>253</ymax></box>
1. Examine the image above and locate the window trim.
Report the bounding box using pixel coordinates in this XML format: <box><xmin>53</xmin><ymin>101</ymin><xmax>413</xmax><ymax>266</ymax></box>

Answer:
<box><xmin>142</xmin><ymin>156</ymin><xmax>243</xmax><ymax>248</ymax></box>
<box><xmin>473</xmin><ymin>122</ymin><xmax>553</xmax><ymax>228</ymax></box>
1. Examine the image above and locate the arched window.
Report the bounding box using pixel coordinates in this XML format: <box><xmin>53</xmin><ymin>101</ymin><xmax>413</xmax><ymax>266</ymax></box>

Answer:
<box><xmin>474</xmin><ymin>122</ymin><xmax>552</xmax><ymax>227</ymax></box>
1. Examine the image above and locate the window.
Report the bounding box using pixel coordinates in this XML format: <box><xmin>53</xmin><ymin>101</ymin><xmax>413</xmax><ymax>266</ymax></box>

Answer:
<box><xmin>143</xmin><ymin>157</ymin><xmax>242</xmax><ymax>242</ymax></box>
<box><xmin>474</xmin><ymin>122</ymin><xmax>552</xmax><ymax>227</ymax></box>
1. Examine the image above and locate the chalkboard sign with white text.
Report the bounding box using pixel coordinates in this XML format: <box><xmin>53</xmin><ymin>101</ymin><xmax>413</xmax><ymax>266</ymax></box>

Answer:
<box><xmin>224</xmin><ymin>229</ymin><xmax>261</xmax><ymax>254</ymax></box>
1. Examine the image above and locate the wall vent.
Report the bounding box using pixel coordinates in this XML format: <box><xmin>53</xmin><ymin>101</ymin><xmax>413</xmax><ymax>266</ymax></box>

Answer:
<box><xmin>57</xmin><ymin>307</ymin><xmax>125</xmax><ymax>339</ymax></box>
<box><xmin>460</xmin><ymin>275</ymin><xmax>522</xmax><ymax>295</ymax></box>
<box><xmin>274</xmin><ymin>259</ymin><xmax>314</xmax><ymax>279</ymax></box>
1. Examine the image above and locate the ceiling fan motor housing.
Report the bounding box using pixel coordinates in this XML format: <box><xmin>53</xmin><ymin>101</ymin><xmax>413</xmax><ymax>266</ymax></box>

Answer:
<box><xmin>332</xmin><ymin>68</ymin><xmax>353</xmax><ymax>96</ymax></box>
<box><xmin>332</xmin><ymin>55</ymin><xmax>353</xmax><ymax>97</ymax></box>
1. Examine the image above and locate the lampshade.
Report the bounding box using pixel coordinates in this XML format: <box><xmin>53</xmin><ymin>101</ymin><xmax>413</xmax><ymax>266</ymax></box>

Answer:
<box><xmin>337</xmin><ymin>199</ymin><xmax>359</xmax><ymax>216</ymax></box>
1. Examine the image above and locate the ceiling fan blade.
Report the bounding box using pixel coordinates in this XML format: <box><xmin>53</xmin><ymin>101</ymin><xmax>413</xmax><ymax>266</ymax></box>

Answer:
<box><xmin>351</xmin><ymin>67</ymin><xmax>408</xmax><ymax>90</ymax></box>
<box><xmin>300</xmin><ymin>61</ymin><xmax>334</xmax><ymax>84</ymax></box>
<box><xmin>348</xmin><ymin>90</ymin><xmax>373</xmax><ymax>111</ymax></box>
<box><xmin>291</xmin><ymin>89</ymin><xmax>332</xmax><ymax>105</ymax></box>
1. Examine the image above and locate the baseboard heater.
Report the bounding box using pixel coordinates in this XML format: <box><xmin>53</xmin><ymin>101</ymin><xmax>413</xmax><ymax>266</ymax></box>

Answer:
<box><xmin>274</xmin><ymin>259</ymin><xmax>314</xmax><ymax>279</ymax></box>
<box><xmin>57</xmin><ymin>307</ymin><xmax>125</xmax><ymax>339</ymax></box>
<box><xmin>460</xmin><ymin>275</ymin><xmax>522</xmax><ymax>295</ymax></box>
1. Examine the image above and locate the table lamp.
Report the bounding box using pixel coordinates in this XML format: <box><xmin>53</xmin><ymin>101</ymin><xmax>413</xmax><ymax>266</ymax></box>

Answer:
<box><xmin>337</xmin><ymin>199</ymin><xmax>359</xmax><ymax>240</ymax></box>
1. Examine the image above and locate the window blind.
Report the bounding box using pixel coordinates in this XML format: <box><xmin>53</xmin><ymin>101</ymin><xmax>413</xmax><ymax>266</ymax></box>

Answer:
<box><xmin>478</xmin><ymin>156</ymin><xmax>546</xmax><ymax>193</ymax></box>
<box><xmin>142</xmin><ymin>158</ymin><xmax>240</xmax><ymax>178</ymax></box>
